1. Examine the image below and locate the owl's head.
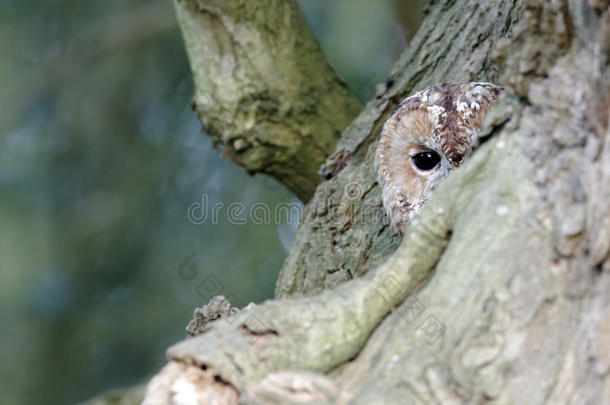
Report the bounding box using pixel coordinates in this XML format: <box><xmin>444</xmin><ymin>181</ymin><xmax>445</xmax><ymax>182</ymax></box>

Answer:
<box><xmin>375</xmin><ymin>82</ymin><xmax>503</xmax><ymax>234</ymax></box>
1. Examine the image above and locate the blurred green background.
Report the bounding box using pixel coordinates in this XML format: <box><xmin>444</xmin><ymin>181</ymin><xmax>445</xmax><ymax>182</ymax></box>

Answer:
<box><xmin>0</xmin><ymin>1</ymin><xmax>423</xmax><ymax>404</ymax></box>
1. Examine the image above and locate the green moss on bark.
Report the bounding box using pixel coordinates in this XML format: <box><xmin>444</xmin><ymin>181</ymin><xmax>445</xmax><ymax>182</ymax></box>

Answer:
<box><xmin>174</xmin><ymin>0</ymin><xmax>362</xmax><ymax>201</ymax></box>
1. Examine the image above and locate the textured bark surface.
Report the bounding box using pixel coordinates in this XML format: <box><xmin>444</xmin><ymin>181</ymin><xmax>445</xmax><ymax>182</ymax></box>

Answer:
<box><xmin>173</xmin><ymin>0</ymin><xmax>362</xmax><ymax>201</ymax></box>
<box><xmin>101</xmin><ymin>0</ymin><xmax>610</xmax><ymax>403</ymax></box>
<box><xmin>275</xmin><ymin>0</ymin><xmax>522</xmax><ymax>298</ymax></box>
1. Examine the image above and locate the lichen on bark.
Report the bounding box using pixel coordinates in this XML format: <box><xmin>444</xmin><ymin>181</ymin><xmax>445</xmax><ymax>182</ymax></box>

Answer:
<box><xmin>173</xmin><ymin>0</ymin><xmax>362</xmax><ymax>201</ymax></box>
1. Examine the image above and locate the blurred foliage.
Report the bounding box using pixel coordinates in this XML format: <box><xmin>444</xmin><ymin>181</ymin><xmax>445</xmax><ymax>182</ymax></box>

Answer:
<box><xmin>0</xmin><ymin>0</ymin><xmax>422</xmax><ymax>404</ymax></box>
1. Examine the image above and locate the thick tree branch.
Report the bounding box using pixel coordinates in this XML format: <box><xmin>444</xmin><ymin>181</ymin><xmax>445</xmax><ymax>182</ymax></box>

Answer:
<box><xmin>173</xmin><ymin>0</ymin><xmax>362</xmax><ymax>201</ymax></box>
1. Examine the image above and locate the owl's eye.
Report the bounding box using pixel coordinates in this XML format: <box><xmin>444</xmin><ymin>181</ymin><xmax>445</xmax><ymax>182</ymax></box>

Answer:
<box><xmin>412</xmin><ymin>151</ymin><xmax>441</xmax><ymax>171</ymax></box>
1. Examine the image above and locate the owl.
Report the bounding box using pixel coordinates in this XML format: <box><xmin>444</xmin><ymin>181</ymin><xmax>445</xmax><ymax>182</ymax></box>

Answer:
<box><xmin>375</xmin><ymin>82</ymin><xmax>503</xmax><ymax>234</ymax></box>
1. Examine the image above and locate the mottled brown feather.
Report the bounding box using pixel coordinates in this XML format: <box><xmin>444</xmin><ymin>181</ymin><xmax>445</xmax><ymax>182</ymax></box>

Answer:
<box><xmin>375</xmin><ymin>82</ymin><xmax>503</xmax><ymax>233</ymax></box>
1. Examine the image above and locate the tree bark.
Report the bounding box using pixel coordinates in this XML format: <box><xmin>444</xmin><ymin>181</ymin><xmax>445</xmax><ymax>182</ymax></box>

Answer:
<box><xmin>114</xmin><ymin>0</ymin><xmax>610</xmax><ymax>403</ymax></box>
<box><xmin>275</xmin><ymin>0</ymin><xmax>522</xmax><ymax>298</ymax></box>
<box><xmin>174</xmin><ymin>0</ymin><xmax>363</xmax><ymax>201</ymax></box>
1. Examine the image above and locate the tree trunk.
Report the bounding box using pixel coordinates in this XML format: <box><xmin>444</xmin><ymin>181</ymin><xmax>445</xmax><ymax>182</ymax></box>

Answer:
<box><xmin>105</xmin><ymin>0</ymin><xmax>610</xmax><ymax>403</ymax></box>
